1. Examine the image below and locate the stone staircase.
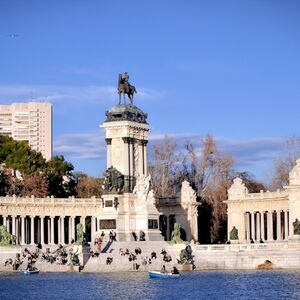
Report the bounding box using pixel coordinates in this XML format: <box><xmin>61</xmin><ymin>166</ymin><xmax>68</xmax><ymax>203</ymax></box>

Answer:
<box><xmin>83</xmin><ymin>241</ymin><xmax>180</xmax><ymax>272</ymax></box>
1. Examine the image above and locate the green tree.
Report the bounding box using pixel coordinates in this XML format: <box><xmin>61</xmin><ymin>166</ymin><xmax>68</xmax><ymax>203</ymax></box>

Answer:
<box><xmin>0</xmin><ymin>135</ymin><xmax>45</xmax><ymax>174</ymax></box>
<box><xmin>45</xmin><ymin>155</ymin><xmax>77</xmax><ymax>197</ymax></box>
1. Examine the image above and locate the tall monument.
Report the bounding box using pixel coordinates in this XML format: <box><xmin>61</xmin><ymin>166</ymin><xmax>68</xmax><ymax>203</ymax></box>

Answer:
<box><xmin>95</xmin><ymin>73</ymin><xmax>163</xmax><ymax>241</ymax></box>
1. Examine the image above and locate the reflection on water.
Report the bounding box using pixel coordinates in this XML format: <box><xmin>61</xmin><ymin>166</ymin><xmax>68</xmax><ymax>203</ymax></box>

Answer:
<box><xmin>0</xmin><ymin>270</ymin><xmax>300</xmax><ymax>300</ymax></box>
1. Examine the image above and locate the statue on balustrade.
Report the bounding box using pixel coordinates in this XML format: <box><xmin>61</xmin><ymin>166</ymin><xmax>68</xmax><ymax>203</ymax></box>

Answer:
<box><xmin>293</xmin><ymin>218</ymin><xmax>300</xmax><ymax>235</ymax></box>
<box><xmin>177</xmin><ymin>245</ymin><xmax>194</xmax><ymax>265</ymax></box>
<box><xmin>74</xmin><ymin>223</ymin><xmax>88</xmax><ymax>246</ymax></box>
<box><xmin>67</xmin><ymin>249</ymin><xmax>80</xmax><ymax>266</ymax></box>
<box><xmin>0</xmin><ymin>225</ymin><xmax>16</xmax><ymax>246</ymax></box>
<box><xmin>229</xmin><ymin>226</ymin><xmax>239</xmax><ymax>240</ymax></box>
<box><xmin>171</xmin><ymin>223</ymin><xmax>184</xmax><ymax>244</ymax></box>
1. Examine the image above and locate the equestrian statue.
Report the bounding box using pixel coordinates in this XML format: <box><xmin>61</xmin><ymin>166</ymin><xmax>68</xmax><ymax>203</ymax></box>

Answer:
<box><xmin>117</xmin><ymin>72</ymin><xmax>137</xmax><ymax>105</ymax></box>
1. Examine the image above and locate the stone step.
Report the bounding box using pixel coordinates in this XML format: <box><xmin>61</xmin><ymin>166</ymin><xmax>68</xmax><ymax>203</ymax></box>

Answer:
<box><xmin>84</xmin><ymin>241</ymin><xmax>180</xmax><ymax>272</ymax></box>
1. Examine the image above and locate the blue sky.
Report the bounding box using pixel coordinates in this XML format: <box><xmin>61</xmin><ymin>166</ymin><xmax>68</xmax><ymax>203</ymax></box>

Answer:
<box><xmin>0</xmin><ymin>1</ymin><xmax>299</xmax><ymax>182</ymax></box>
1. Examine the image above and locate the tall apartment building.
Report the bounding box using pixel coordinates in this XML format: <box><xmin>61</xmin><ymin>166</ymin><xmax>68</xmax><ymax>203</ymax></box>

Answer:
<box><xmin>0</xmin><ymin>102</ymin><xmax>52</xmax><ymax>160</ymax></box>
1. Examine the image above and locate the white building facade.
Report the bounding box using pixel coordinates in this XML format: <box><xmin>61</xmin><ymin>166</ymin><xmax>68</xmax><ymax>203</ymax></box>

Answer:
<box><xmin>225</xmin><ymin>159</ymin><xmax>300</xmax><ymax>243</ymax></box>
<box><xmin>0</xmin><ymin>102</ymin><xmax>52</xmax><ymax>160</ymax></box>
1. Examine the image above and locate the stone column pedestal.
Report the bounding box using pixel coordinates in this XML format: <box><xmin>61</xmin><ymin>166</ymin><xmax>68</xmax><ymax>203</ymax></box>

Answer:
<box><xmin>289</xmin><ymin>234</ymin><xmax>300</xmax><ymax>243</ymax></box>
<box><xmin>73</xmin><ymin>245</ymin><xmax>91</xmax><ymax>267</ymax></box>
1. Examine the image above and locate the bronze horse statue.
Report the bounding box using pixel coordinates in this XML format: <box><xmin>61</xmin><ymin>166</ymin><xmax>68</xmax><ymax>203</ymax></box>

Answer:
<box><xmin>117</xmin><ymin>72</ymin><xmax>137</xmax><ymax>105</ymax></box>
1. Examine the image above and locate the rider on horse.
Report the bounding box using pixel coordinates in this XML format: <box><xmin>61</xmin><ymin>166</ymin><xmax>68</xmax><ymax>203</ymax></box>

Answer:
<box><xmin>118</xmin><ymin>72</ymin><xmax>137</xmax><ymax>105</ymax></box>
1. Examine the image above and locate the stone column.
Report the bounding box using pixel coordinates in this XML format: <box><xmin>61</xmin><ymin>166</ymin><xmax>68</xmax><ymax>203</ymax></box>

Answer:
<box><xmin>284</xmin><ymin>210</ymin><xmax>289</xmax><ymax>240</ymax></box>
<box><xmin>251</xmin><ymin>212</ymin><xmax>255</xmax><ymax>241</ymax></box>
<box><xmin>138</xmin><ymin>140</ymin><xmax>144</xmax><ymax>175</ymax></box>
<box><xmin>25</xmin><ymin>218</ymin><xmax>29</xmax><ymax>244</ymax></box>
<box><xmin>61</xmin><ymin>217</ymin><xmax>65</xmax><ymax>245</ymax></box>
<box><xmin>47</xmin><ymin>218</ymin><xmax>51</xmax><ymax>244</ymax></box>
<box><xmin>21</xmin><ymin>216</ymin><xmax>25</xmax><ymax>245</ymax></box>
<box><xmin>57</xmin><ymin>217</ymin><xmax>61</xmax><ymax>244</ymax></box>
<box><xmin>143</xmin><ymin>140</ymin><xmax>148</xmax><ymax>175</ymax></box>
<box><xmin>71</xmin><ymin>217</ymin><xmax>75</xmax><ymax>241</ymax></box>
<box><xmin>2</xmin><ymin>215</ymin><xmax>7</xmax><ymax>228</ymax></box>
<box><xmin>41</xmin><ymin>217</ymin><xmax>44</xmax><ymax>244</ymax></box>
<box><xmin>91</xmin><ymin>216</ymin><xmax>95</xmax><ymax>243</ymax></box>
<box><xmin>260</xmin><ymin>212</ymin><xmax>265</xmax><ymax>241</ymax></box>
<box><xmin>68</xmin><ymin>217</ymin><xmax>72</xmax><ymax>244</ymax></box>
<box><xmin>267</xmin><ymin>211</ymin><xmax>274</xmax><ymax>241</ymax></box>
<box><xmin>12</xmin><ymin>216</ymin><xmax>16</xmax><ymax>236</ymax></box>
<box><xmin>81</xmin><ymin>216</ymin><xmax>86</xmax><ymax>233</ymax></box>
<box><xmin>276</xmin><ymin>211</ymin><xmax>282</xmax><ymax>241</ymax></box>
<box><xmin>245</xmin><ymin>212</ymin><xmax>250</xmax><ymax>241</ymax></box>
<box><xmin>50</xmin><ymin>217</ymin><xmax>55</xmax><ymax>245</ymax></box>
<box><xmin>122</xmin><ymin>138</ymin><xmax>130</xmax><ymax>176</ymax></box>
<box><xmin>166</xmin><ymin>216</ymin><xmax>170</xmax><ymax>241</ymax></box>
<box><xmin>129</xmin><ymin>139</ymin><xmax>134</xmax><ymax>177</ymax></box>
<box><xmin>15</xmin><ymin>217</ymin><xmax>19</xmax><ymax>244</ymax></box>
<box><xmin>105</xmin><ymin>138</ymin><xmax>112</xmax><ymax>169</ymax></box>
<box><xmin>30</xmin><ymin>216</ymin><xmax>35</xmax><ymax>245</ymax></box>
<box><xmin>256</xmin><ymin>212</ymin><xmax>261</xmax><ymax>241</ymax></box>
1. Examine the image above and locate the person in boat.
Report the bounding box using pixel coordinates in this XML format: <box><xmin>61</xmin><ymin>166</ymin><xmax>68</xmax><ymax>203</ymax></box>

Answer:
<box><xmin>161</xmin><ymin>265</ymin><xmax>167</xmax><ymax>274</ymax></box>
<box><xmin>172</xmin><ymin>266</ymin><xmax>180</xmax><ymax>274</ymax></box>
<box><xmin>26</xmin><ymin>262</ymin><xmax>33</xmax><ymax>271</ymax></box>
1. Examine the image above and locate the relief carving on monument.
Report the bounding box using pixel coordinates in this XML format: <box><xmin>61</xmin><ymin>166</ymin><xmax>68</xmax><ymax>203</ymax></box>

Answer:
<box><xmin>228</xmin><ymin>178</ymin><xmax>249</xmax><ymax>200</ymax></box>
<box><xmin>181</xmin><ymin>180</ymin><xmax>197</xmax><ymax>203</ymax></box>
<box><xmin>289</xmin><ymin>159</ymin><xmax>300</xmax><ymax>185</ymax></box>
<box><xmin>133</xmin><ymin>174</ymin><xmax>156</xmax><ymax>210</ymax></box>
<box><xmin>133</xmin><ymin>143</ymin><xmax>139</xmax><ymax>174</ymax></box>
<box><xmin>112</xmin><ymin>138</ymin><xmax>122</xmax><ymax>169</ymax></box>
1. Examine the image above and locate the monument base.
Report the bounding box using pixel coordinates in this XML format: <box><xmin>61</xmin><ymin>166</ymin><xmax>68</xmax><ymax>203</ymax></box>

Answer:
<box><xmin>95</xmin><ymin>193</ymin><xmax>163</xmax><ymax>241</ymax></box>
<box><xmin>73</xmin><ymin>245</ymin><xmax>90</xmax><ymax>267</ymax></box>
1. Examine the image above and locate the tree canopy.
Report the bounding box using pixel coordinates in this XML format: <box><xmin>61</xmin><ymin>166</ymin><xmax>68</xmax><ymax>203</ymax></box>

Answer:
<box><xmin>0</xmin><ymin>135</ymin><xmax>102</xmax><ymax>198</ymax></box>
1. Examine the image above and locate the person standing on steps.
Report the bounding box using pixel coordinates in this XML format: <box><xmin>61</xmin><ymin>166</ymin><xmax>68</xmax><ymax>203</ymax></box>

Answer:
<box><xmin>97</xmin><ymin>238</ymin><xmax>102</xmax><ymax>253</ymax></box>
<box><xmin>112</xmin><ymin>230</ymin><xmax>117</xmax><ymax>242</ymax></box>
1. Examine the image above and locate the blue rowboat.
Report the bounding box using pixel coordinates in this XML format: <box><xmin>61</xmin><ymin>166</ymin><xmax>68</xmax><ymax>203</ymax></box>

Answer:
<box><xmin>21</xmin><ymin>269</ymin><xmax>39</xmax><ymax>275</ymax></box>
<box><xmin>149</xmin><ymin>271</ymin><xmax>180</xmax><ymax>278</ymax></box>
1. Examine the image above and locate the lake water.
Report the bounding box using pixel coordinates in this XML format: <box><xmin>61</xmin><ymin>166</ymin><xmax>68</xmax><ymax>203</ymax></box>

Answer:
<box><xmin>0</xmin><ymin>270</ymin><xmax>300</xmax><ymax>300</ymax></box>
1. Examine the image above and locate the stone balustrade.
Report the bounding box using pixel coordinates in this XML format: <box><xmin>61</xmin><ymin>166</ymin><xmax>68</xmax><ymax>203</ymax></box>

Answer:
<box><xmin>194</xmin><ymin>242</ymin><xmax>300</xmax><ymax>252</ymax></box>
<box><xmin>0</xmin><ymin>195</ymin><xmax>100</xmax><ymax>205</ymax></box>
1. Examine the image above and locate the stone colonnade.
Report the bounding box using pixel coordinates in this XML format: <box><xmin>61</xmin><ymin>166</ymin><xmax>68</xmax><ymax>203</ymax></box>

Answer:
<box><xmin>157</xmin><ymin>181</ymin><xmax>200</xmax><ymax>242</ymax></box>
<box><xmin>159</xmin><ymin>214</ymin><xmax>176</xmax><ymax>241</ymax></box>
<box><xmin>244</xmin><ymin>210</ymin><xmax>289</xmax><ymax>242</ymax></box>
<box><xmin>0</xmin><ymin>215</ymin><xmax>102</xmax><ymax>245</ymax></box>
<box><xmin>0</xmin><ymin>196</ymin><xmax>101</xmax><ymax>245</ymax></box>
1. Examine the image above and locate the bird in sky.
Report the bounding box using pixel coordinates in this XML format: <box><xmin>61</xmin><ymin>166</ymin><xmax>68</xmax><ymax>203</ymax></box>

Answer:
<box><xmin>7</xmin><ymin>34</ymin><xmax>20</xmax><ymax>38</ymax></box>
